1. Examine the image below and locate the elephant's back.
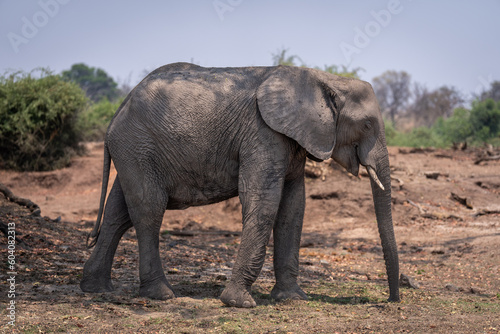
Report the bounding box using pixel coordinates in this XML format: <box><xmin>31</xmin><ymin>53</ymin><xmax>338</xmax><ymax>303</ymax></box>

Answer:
<box><xmin>112</xmin><ymin>65</ymin><xmax>270</xmax><ymax>141</ymax></box>
<box><xmin>105</xmin><ymin>64</ymin><xmax>264</xmax><ymax>174</ymax></box>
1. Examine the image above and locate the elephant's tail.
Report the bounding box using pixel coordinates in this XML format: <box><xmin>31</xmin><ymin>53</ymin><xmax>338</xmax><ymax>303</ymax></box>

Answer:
<box><xmin>86</xmin><ymin>143</ymin><xmax>111</xmax><ymax>248</ymax></box>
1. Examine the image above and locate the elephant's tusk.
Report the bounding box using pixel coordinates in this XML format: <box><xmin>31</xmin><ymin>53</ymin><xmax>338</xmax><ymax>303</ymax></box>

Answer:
<box><xmin>366</xmin><ymin>166</ymin><xmax>385</xmax><ymax>191</ymax></box>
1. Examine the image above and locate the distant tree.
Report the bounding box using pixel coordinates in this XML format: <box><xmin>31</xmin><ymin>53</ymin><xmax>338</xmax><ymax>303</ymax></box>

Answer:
<box><xmin>372</xmin><ymin>70</ymin><xmax>412</xmax><ymax>125</ymax></box>
<box><xmin>408</xmin><ymin>84</ymin><xmax>464</xmax><ymax>127</ymax></box>
<box><xmin>271</xmin><ymin>48</ymin><xmax>363</xmax><ymax>79</ymax></box>
<box><xmin>62</xmin><ymin>63</ymin><xmax>119</xmax><ymax>102</ymax></box>
<box><xmin>317</xmin><ymin>64</ymin><xmax>363</xmax><ymax>79</ymax></box>
<box><xmin>478</xmin><ymin>81</ymin><xmax>500</xmax><ymax>102</ymax></box>
<box><xmin>272</xmin><ymin>48</ymin><xmax>303</xmax><ymax>66</ymax></box>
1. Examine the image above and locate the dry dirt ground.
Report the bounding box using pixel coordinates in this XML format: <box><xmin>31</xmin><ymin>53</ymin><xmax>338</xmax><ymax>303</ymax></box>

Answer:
<box><xmin>1</xmin><ymin>142</ymin><xmax>499</xmax><ymax>333</ymax></box>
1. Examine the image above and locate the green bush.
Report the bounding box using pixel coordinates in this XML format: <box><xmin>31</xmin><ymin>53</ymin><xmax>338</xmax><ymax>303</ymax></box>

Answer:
<box><xmin>386</xmin><ymin>99</ymin><xmax>500</xmax><ymax>148</ymax></box>
<box><xmin>385</xmin><ymin>124</ymin><xmax>445</xmax><ymax>148</ymax></box>
<box><xmin>432</xmin><ymin>107</ymin><xmax>472</xmax><ymax>144</ymax></box>
<box><xmin>77</xmin><ymin>97</ymin><xmax>123</xmax><ymax>141</ymax></box>
<box><xmin>433</xmin><ymin>100</ymin><xmax>500</xmax><ymax>146</ymax></box>
<box><xmin>0</xmin><ymin>69</ymin><xmax>87</xmax><ymax>171</ymax></box>
<box><xmin>469</xmin><ymin>99</ymin><xmax>500</xmax><ymax>142</ymax></box>
<box><xmin>384</xmin><ymin>120</ymin><xmax>398</xmax><ymax>143</ymax></box>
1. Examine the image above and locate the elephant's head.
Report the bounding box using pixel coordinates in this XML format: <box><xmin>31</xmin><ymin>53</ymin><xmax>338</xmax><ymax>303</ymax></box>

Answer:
<box><xmin>257</xmin><ymin>66</ymin><xmax>400</xmax><ymax>302</ymax></box>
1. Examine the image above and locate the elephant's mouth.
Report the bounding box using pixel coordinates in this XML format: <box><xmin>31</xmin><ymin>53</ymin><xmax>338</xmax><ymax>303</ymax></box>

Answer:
<box><xmin>348</xmin><ymin>153</ymin><xmax>360</xmax><ymax>177</ymax></box>
<box><xmin>355</xmin><ymin>147</ymin><xmax>385</xmax><ymax>191</ymax></box>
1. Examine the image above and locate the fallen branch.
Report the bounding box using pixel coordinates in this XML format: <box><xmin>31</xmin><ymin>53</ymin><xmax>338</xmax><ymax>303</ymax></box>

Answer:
<box><xmin>391</xmin><ymin>176</ymin><xmax>404</xmax><ymax>190</ymax></box>
<box><xmin>0</xmin><ymin>183</ymin><xmax>38</xmax><ymax>246</ymax></box>
<box><xmin>452</xmin><ymin>142</ymin><xmax>467</xmax><ymax>151</ymax></box>
<box><xmin>434</xmin><ymin>153</ymin><xmax>453</xmax><ymax>159</ymax></box>
<box><xmin>399</xmin><ymin>147</ymin><xmax>436</xmax><ymax>154</ymax></box>
<box><xmin>474</xmin><ymin>155</ymin><xmax>500</xmax><ymax>165</ymax></box>
<box><xmin>407</xmin><ymin>200</ymin><xmax>426</xmax><ymax>214</ymax></box>
<box><xmin>422</xmin><ymin>212</ymin><xmax>463</xmax><ymax>221</ymax></box>
<box><xmin>424</xmin><ymin>171</ymin><xmax>449</xmax><ymax>180</ymax></box>
<box><xmin>400</xmin><ymin>273</ymin><xmax>420</xmax><ymax>289</ymax></box>
<box><xmin>450</xmin><ymin>192</ymin><xmax>473</xmax><ymax>209</ymax></box>
<box><xmin>0</xmin><ymin>182</ymin><xmax>40</xmax><ymax>215</ymax></box>
<box><xmin>473</xmin><ymin>208</ymin><xmax>500</xmax><ymax>217</ymax></box>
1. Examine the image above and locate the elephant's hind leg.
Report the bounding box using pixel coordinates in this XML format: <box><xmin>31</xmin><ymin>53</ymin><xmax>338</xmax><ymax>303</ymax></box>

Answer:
<box><xmin>119</xmin><ymin>172</ymin><xmax>174</xmax><ymax>300</ymax></box>
<box><xmin>81</xmin><ymin>177</ymin><xmax>133</xmax><ymax>293</ymax></box>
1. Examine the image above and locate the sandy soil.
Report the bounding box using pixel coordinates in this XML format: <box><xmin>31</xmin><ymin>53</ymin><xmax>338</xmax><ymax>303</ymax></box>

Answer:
<box><xmin>1</xmin><ymin>142</ymin><xmax>499</xmax><ymax>333</ymax></box>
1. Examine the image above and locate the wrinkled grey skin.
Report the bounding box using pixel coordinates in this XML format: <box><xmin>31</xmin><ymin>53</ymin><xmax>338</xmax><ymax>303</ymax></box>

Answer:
<box><xmin>80</xmin><ymin>63</ymin><xmax>399</xmax><ymax>307</ymax></box>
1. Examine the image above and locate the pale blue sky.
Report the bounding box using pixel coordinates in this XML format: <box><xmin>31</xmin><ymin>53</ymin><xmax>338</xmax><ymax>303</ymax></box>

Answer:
<box><xmin>1</xmin><ymin>0</ymin><xmax>499</xmax><ymax>99</ymax></box>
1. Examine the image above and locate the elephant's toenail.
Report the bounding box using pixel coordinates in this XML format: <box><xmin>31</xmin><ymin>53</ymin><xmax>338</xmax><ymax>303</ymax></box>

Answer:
<box><xmin>242</xmin><ymin>301</ymin><xmax>252</xmax><ymax>308</ymax></box>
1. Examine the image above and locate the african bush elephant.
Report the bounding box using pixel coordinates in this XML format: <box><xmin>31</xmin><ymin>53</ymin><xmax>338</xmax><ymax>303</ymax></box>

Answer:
<box><xmin>80</xmin><ymin>62</ymin><xmax>399</xmax><ymax>307</ymax></box>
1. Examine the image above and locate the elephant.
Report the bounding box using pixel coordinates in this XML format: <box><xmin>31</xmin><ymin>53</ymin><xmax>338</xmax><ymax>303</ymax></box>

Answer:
<box><xmin>80</xmin><ymin>62</ymin><xmax>400</xmax><ymax>307</ymax></box>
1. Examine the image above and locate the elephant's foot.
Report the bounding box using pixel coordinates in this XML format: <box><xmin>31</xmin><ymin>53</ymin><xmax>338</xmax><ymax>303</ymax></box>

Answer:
<box><xmin>139</xmin><ymin>277</ymin><xmax>175</xmax><ymax>300</ymax></box>
<box><xmin>220</xmin><ymin>284</ymin><xmax>257</xmax><ymax>308</ymax></box>
<box><xmin>271</xmin><ymin>282</ymin><xmax>308</xmax><ymax>301</ymax></box>
<box><xmin>80</xmin><ymin>275</ymin><xmax>114</xmax><ymax>293</ymax></box>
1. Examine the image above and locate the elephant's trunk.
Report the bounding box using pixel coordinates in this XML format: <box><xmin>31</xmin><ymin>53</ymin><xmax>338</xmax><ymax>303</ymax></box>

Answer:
<box><xmin>369</xmin><ymin>142</ymin><xmax>400</xmax><ymax>302</ymax></box>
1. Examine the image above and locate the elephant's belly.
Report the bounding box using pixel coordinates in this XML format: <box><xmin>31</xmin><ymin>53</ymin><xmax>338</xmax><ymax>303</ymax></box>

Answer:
<box><xmin>165</xmin><ymin>181</ymin><xmax>239</xmax><ymax>210</ymax></box>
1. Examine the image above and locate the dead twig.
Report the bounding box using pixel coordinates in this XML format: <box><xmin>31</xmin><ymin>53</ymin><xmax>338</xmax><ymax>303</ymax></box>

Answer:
<box><xmin>400</xmin><ymin>273</ymin><xmax>420</xmax><ymax>289</ymax></box>
<box><xmin>407</xmin><ymin>200</ymin><xmax>426</xmax><ymax>214</ymax></box>
<box><xmin>391</xmin><ymin>176</ymin><xmax>404</xmax><ymax>190</ymax></box>
<box><xmin>0</xmin><ymin>182</ymin><xmax>41</xmax><ymax>215</ymax></box>
<box><xmin>473</xmin><ymin>208</ymin><xmax>500</xmax><ymax>217</ymax></box>
<box><xmin>424</xmin><ymin>171</ymin><xmax>449</xmax><ymax>180</ymax></box>
<box><xmin>450</xmin><ymin>192</ymin><xmax>473</xmax><ymax>210</ymax></box>
<box><xmin>434</xmin><ymin>153</ymin><xmax>454</xmax><ymax>159</ymax></box>
<box><xmin>474</xmin><ymin>155</ymin><xmax>500</xmax><ymax>165</ymax></box>
<box><xmin>399</xmin><ymin>147</ymin><xmax>436</xmax><ymax>154</ymax></box>
<box><xmin>422</xmin><ymin>212</ymin><xmax>463</xmax><ymax>221</ymax></box>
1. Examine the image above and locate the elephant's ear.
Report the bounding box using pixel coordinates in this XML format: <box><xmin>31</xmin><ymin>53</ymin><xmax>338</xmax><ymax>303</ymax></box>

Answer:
<box><xmin>257</xmin><ymin>66</ymin><xmax>338</xmax><ymax>161</ymax></box>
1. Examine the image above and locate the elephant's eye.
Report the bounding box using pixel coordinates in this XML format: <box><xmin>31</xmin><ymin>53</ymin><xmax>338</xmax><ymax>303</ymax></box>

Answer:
<box><xmin>364</xmin><ymin>121</ymin><xmax>372</xmax><ymax>130</ymax></box>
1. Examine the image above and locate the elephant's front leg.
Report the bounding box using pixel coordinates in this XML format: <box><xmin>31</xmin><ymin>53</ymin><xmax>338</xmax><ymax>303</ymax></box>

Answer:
<box><xmin>271</xmin><ymin>176</ymin><xmax>308</xmax><ymax>301</ymax></box>
<box><xmin>220</xmin><ymin>171</ymin><xmax>285</xmax><ymax>308</ymax></box>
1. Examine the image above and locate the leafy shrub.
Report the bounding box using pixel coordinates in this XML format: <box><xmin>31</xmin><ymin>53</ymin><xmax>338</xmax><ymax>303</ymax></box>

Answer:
<box><xmin>386</xmin><ymin>99</ymin><xmax>500</xmax><ymax>148</ymax></box>
<box><xmin>77</xmin><ymin>98</ymin><xmax>123</xmax><ymax>141</ymax></box>
<box><xmin>385</xmin><ymin>124</ymin><xmax>445</xmax><ymax>148</ymax></box>
<box><xmin>469</xmin><ymin>99</ymin><xmax>500</xmax><ymax>142</ymax></box>
<box><xmin>0</xmin><ymin>69</ymin><xmax>87</xmax><ymax>171</ymax></box>
<box><xmin>384</xmin><ymin>120</ymin><xmax>398</xmax><ymax>143</ymax></box>
<box><xmin>432</xmin><ymin>108</ymin><xmax>472</xmax><ymax>144</ymax></box>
